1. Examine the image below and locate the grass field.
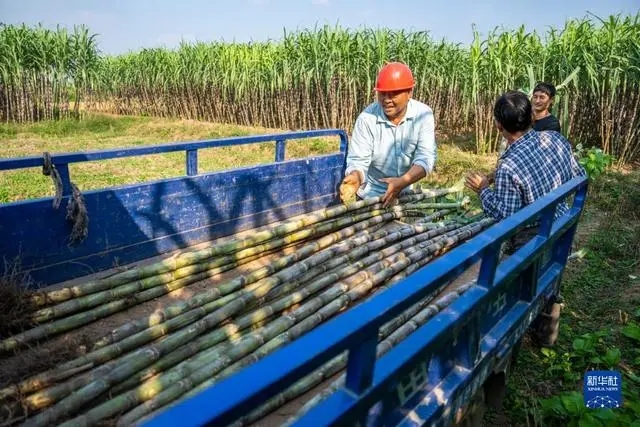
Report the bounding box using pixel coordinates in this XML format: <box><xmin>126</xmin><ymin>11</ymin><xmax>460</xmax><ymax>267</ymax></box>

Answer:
<box><xmin>0</xmin><ymin>113</ymin><xmax>495</xmax><ymax>203</ymax></box>
<box><xmin>1</xmin><ymin>114</ymin><xmax>639</xmax><ymax>425</ymax></box>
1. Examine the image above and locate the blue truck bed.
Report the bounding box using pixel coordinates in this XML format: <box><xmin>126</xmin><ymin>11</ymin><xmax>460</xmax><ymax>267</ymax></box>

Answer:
<box><xmin>0</xmin><ymin>129</ymin><xmax>588</xmax><ymax>426</ymax></box>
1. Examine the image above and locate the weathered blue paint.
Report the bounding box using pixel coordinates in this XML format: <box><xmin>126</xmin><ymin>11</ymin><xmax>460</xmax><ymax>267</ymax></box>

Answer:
<box><xmin>0</xmin><ymin>130</ymin><xmax>347</xmax><ymax>287</ymax></box>
<box><xmin>275</xmin><ymin>139</ymin><xmax>286</xmax><ymax>162</ymax></box>
<box><xmin>185</xmin><ymin>149</ymin><xmax>198</xmax><ymax>176</ymax></box>
<box><xmin>141</xmin><ymin>175</ymin><xmax>588</xmax><ymax>427</ymax></box>
<box><xmin>0</xmin><ymin>129</ymin><xmax>347</xmax><ymax>170</ymax></box>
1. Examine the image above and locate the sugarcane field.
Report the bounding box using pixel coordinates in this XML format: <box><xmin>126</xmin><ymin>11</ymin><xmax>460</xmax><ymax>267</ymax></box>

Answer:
<box><xmin>1</xmin><ymin>5</ymin><xmax>640</xmax><ymax>427</ymax></box>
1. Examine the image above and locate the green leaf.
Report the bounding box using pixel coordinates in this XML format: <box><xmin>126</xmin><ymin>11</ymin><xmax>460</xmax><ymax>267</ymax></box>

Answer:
<box><xmin>561</xmin><ymin>392</ymin><xmax>585</xmax><ymax>415</ymax></box>
<box><xmin>573</xmin><ymin>338</ymin><xmax>587</xmax><ymax>351</ymax></box>
<box><xmin>540</xmin><ymin>397</ymin><xmax>567</xmax><ymax>415</ymax></box>
<box><xmin>602</xmin><ymin>348</ymin><xmax>621</xmax><ymax>367</ymax></box>
<box><xmin>625</xmin><ymin>400</ymin><xmax>640</xmax><ymax>415</ymax></box>
<box><xmin>541</xmin><ymin>347</ymin><xmax>556</xmax><ymax>358</ymax></box>
<box><xmin>622</xmin><ymin>322</ymin><xmax>640</xmax><ymax>342</ymax></box>
<box><xmin>578</xmin><ymin>413</ymin><xmax>603</xmax><ymax>427</ymax></box>
<box><xmin>591</xmin><ymin>409</ymin><xmax>616</xmax><ymax>421</ymax></box>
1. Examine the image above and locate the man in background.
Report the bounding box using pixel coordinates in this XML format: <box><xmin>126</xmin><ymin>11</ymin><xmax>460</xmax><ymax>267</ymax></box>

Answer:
<box><xmin>532</xmin><ymin>82</ymin><xmax>561</xmax><ymax>133</ymax></box>
<box><xmin>466</xmin><ymin>90</ymin><xmax>585</xmax><ymax>348</ymax></box>
<box><xmin>488</xmin><ymin>82</ymin><xmax>564</xmax><ymax>184</ymax></box>
<box><xmin>465</xmin><ymin>90</ymin><xmax>585</xmax><ymax>253</ymax></box>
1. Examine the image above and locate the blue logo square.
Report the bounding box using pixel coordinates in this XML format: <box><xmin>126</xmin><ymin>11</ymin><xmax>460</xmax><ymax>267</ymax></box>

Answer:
<box><xmin>583</xmin><ymin>370</ymin><xmax>622</xmax><ymax>409</ymax></box>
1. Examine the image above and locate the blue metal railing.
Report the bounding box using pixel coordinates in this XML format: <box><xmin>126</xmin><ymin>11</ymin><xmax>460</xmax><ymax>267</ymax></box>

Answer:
<box><xmin>0</xmin><ymin>129</ymin><xmax>348</xmax><ymax>198</ymax></box>
<box><xmin>142</xmin><ymin>175</ymin><xmax>588</xmax><ymax>426</ymax></box>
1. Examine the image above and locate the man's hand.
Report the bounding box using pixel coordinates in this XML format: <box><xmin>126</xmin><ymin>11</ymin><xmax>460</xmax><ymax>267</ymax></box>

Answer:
<box><xmin>380</xmin><ymin>176</ymin><xmax>407</xmax><ymax>208</ymax></box>
<box><xmin>465</xmin><ymin>171</ymin><xmax>489</xmax><ymax>194</ymax></box>
<box><xmin>339</xmin><ymin>171</ymin><xmax>361</xmax><ymax>204</ymax></box>
<box><xmin>487</xmin><ymin>170</ymin><xmax>496</xmax><ymax>185</ymax></box>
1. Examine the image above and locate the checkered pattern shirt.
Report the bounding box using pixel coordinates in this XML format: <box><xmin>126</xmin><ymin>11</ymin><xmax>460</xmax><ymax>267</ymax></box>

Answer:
<box><xmin>479</xmin><ymin>129</ymin><xmax>586</xmax><ymax>221</ymax></box>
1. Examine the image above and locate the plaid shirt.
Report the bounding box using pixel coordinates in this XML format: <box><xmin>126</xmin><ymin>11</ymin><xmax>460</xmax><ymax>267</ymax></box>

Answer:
<box><xmin>480</xmin><ymin>129</ymin><xmax>586</xmax><ymax>221</ymax></box>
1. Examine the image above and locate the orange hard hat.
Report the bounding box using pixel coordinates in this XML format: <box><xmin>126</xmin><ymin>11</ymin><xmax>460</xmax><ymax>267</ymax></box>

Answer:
<box><xmin>375</xmin><ymin>62</ymin><xmax>415</xmax><ymax>92</ymax></box>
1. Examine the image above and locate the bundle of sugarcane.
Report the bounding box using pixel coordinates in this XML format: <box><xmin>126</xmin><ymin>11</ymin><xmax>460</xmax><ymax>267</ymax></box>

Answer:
<box><xmin>0</xmin><ymin>186</ymin><xmax>467</xmax><ymax>356</ymax></box>
<box><xmin>0</xmin><ymin>185</ymin><xmax>492</xmax><ymax>427</ymax></box>
<box><xmin>10</xmin><ymin>216</ymin><xmax>492</xmax><ymax>427</ymax></box>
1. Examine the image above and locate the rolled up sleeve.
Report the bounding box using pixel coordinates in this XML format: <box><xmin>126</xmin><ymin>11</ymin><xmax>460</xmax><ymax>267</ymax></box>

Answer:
<box><xmin>345</xmin><ymin>115</ymin><xmax>374</xmax><ymax>180</ymax></box>
<box><xmin>479</xmin><ymin>167</ymin><xmax>523</xmax><ymax>220</ymax></box>
<box><xmin>412</xmin><ymin>109</ymin><xmax>436</xmax><ymax>173</ymax></box>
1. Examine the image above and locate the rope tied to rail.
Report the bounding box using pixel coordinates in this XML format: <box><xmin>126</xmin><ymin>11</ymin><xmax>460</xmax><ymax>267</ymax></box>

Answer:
<box><xmin>66</xmin><ymin>183</ymin><xmax>89</xmax><ymax>244</ymax></box>
<box><xmin>42</xmin><ymin>151</ymin><xmax>89</xmax><ymax>245</ymax></box>
<box><xmin>42</xmin><ymin>152</ymin><xmax>63</xmax><ymax>209</ymax></box>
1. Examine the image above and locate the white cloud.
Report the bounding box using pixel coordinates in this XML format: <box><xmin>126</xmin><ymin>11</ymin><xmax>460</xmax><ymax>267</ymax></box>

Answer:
<box><xmin>311</xmin><ymin>0</ymin><xmax>330</xmax><ymax>5</ymax></box>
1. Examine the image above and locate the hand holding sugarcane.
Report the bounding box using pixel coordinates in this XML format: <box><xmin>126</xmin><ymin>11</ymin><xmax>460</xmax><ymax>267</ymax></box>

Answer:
<box><xmin>339</xmin><ymin>171</ymin><xmax>361</xmax><ymax>204</ymax></box>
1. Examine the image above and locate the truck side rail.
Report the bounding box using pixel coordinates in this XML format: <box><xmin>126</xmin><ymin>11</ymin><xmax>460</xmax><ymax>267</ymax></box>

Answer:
<box><xmin>0</xmin><ymin>129</ymin><xmax>348</xmax><ymax>198</ymax></box>
<box><xmin>142</xmin><ymin>175</ymin><xmax>589</xmax><ymax>427</ymax></box>
<box><xmin>0</xmin><ymin>129</ymin><xmax>348</xmax><ymax>286</ymax></box>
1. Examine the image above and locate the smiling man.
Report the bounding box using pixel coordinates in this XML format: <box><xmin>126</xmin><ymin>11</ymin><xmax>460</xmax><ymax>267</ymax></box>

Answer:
<box><xmin>532</xmin><ymin>82</ymin><xmax>561</xmax><ymax>133</ymax></box>
<box><xmin>339</xmin><ymin>62</ymin><xmax>437</xmax><ymax>207</ymax></box>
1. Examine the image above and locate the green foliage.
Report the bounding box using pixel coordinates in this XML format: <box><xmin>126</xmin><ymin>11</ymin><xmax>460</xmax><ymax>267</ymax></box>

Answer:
<box><xmin>574</xmin><ymin>144</ymin><xmax>614</xmax><ymax>180</ymax></box>
<box><xmin>501</xmin><ymin>169</ymin><xmax>640</xmax><ymax>426</ymax></box>
<box><xmin>622</xmin><ymin>322</ymin><xmax>640</xmax><ymax>344</ymax></box>
<box><xmin>2</xmin><ymin>13</ymin><xmax>640</xmax><ymax>163</ymax></box>
<box><xmin>538</xmin><ymin>329</ymin><xmax>640</xmax><ymax>426</ymax></box>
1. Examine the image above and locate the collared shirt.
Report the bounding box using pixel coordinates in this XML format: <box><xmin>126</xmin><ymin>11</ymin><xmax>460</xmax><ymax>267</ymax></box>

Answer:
<box><xmin>479</xmin><ymin>129</ymin><xmax>586</xmax><ymax>221</ymax></box>
<box><xmin>345</xmin><ymin>99</ymin><xmax>437</xmax><ymax>198</ymax></box>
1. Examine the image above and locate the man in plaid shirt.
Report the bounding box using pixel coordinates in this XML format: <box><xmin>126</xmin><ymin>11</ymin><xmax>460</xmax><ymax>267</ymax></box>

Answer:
<box><xmin>465</xmin><ymin>90</ymin><xmax>586</xmax><ymax>348</ymax></box>
<box><xmin>465</xmin><ymin>90</ymin><xmax>586</xmax><ymax>251</ymax></box>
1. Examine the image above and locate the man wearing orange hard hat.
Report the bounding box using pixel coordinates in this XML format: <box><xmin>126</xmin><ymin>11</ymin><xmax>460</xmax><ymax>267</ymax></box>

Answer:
<box><xmin>339</xmin><ymin>61</ymin><xmax>437</xmax><ymax>207</ymax></box>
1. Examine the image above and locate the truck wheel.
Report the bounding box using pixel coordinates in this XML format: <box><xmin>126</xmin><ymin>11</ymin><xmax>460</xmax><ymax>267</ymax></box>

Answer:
<box><xmin>452</xmin><ymin>386</ymin><xmax>485</xmax><ymax>427</ymax></box>
<box><xmin>530</xmin><ymin>295</ymin><xmax>564</xmax><ymax>347</ymax></box>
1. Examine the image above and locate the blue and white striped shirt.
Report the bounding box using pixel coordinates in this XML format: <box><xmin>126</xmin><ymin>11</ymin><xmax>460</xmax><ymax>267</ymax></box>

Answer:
<box><xmin>480</xmin><ymin>129</ymin><xmax>586</xmax><ymax>221</ymax></box>
<box><xmin>345</xmin><ymin>99</ymin><xmax>437</xmax><ymax>198</ymax></box>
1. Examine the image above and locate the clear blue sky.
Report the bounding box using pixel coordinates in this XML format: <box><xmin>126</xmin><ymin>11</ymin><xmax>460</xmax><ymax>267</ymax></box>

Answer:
<box><xmin>1</xmin><ymin>0</ymin><xmax>638</xmax><ymax>55</ymax></box>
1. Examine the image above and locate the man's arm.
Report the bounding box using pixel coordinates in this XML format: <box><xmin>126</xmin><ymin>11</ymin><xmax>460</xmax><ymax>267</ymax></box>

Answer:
<box><xmin>379</xmin><ymin>109</ymin><xmax>435</xmax><ymax>207</ymax></box>
<box><xmin>411</xmin><ymin>108</ymin><xmax>437</xmax><ymax>174</ymax></box>
<box><xmin>344</xmin><ymin>115</ymin><xmax>374</xmax><ymax>184</ymax></box>
<box><xmin>479</xmin><ymin>166</ymin><xmax>523</xmax><ymax>220</ymax></box>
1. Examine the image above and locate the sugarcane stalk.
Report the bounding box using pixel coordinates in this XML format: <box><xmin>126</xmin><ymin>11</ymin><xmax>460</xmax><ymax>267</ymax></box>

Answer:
<box><xmin>187</xmin><ymin>219</ymin><xmax>493</xmax><ymax>404</ymax></box>
<box><xmin>25</xmin><ymin>196</ymin><xmax>391</xmax><ymax>308</ymax></box>
<box><xmin>13</xmin><ymin>211</ymin><xmax>470</xmax><ymax>424</ymax></box>
<box><xmin>101</xmin><ymin>220</ymin><xmax>491</xmax><ymax>426</ymax></box>
<box><xmin>54</xmin><ymin>217</ymin><xmax>487</xmax><ymax>427</ymax></box>
<box><xmin>400</xmin><ymin>200</ymin><xmax>469</xmax><ymax>211</ymax></box>
<box><xmin>109</xmin><ymin>229</ymin><xmax>398</xmax><ymax>397</ymax></box>
<box><xmin>396</xmin><ymin>186</ymin><xmax>462</xmax><ymax>205</ymax></box>
<box><xmin>0</xmin><ymin>209</ymin><xmax>405</xmax><ymax>406</ymax></box>
<box><xmin>16</xmin><ymin>211</ymin><xmax>416</xmax><ymax>426</ymax></box>
<box><xmin>108</xmin><ymin>216</ymin><xmax>459</xmax><ymax>397</ymax></box>
<box><xmin>284</xmin><ymin>281</ymin><xmax>478</xmax><ymax>426</ymax></box>
<box><xmin>282</xmin><ymin>222</ymin><xmax>495</xmax><ymax>425</ymax></box>
<box><xmin>58</xmin><ymin>216</ymin><xmax>468</xmax><ymax>427</ymax></box>
<box><xmin>58</xmin><ymin>252</ymin><xmax>395</xmax><ymax>427</ymax></box>
<box><xmin>28</xmin><ymin>206</ymin><xmax>392</xmax><ymax>325</ymax></box>
<box><xmin>112</xmin><ymin>242</ymin><xmax>446</xmax><ymax>425</ymax></box>
<box><xmin>91</xmin><ymin>208</ymin><xmax>453</xmax><ymax>352</ymax></box>
<box><xmin>0</xmin><ymin>243</ymin><xmax>292</xmax><ymax>356</ymax></box>
<box><xmin>225</xmin><ymin>279</ymin><xmax>472</xmax><ymax>427</ymax></box>
<box><xmin>126</xmin><ymin>215</ymin><xmax>472</xmax><ymax>397</ymax></box>
<box><xmin>44</xmin><ymin>262</ymin><xmax>376</xmax><ymax>427</ymax></box>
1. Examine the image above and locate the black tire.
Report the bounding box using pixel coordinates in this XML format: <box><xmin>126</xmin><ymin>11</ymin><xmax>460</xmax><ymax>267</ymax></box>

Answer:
<box><xmin>530</xmin><ymin>295</ymin><xmax>564</xmax><ymax>347</ymax></box>
<box><xmin>452</xmin><ymin>386</ymin><xmax>486</xmax><ymax>427</ymax></box>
